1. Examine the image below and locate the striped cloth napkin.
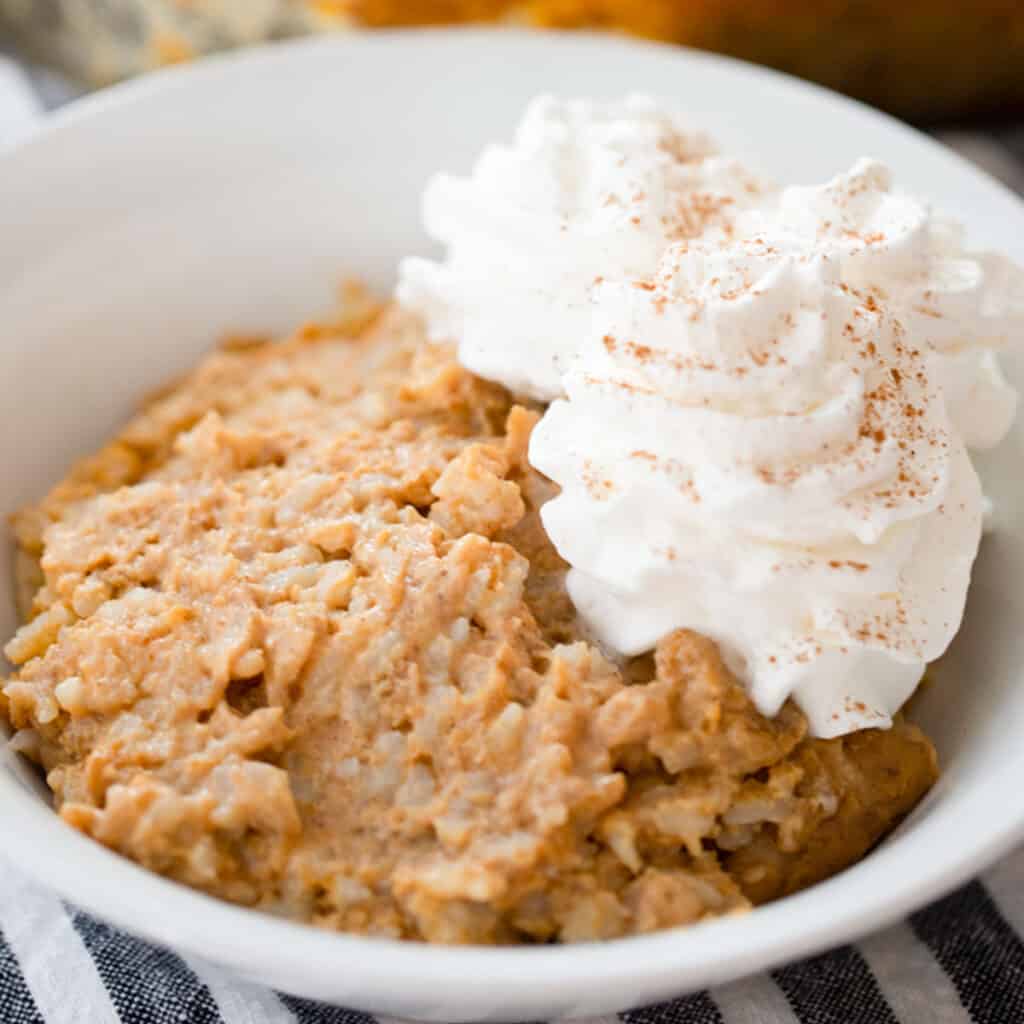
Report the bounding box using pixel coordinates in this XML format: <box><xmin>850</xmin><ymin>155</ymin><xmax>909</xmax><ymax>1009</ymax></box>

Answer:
<box><xmin>3</xmin><ymin>52</ymin><xmax>1024</xmax><ymax>1024</ymax></box>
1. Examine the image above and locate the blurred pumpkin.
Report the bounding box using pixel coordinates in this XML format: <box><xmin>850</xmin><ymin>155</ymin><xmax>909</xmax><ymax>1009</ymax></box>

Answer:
<box><xmin>1</xmin><ymin>0</ymin><xmax>1022</xmax><ymax>121</ymax></box>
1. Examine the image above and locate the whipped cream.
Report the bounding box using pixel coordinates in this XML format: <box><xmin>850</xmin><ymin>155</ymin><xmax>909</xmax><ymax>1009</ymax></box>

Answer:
<box><xmin>740</xmin><ymin>159</ymin><xmax>1023</xmax><ymax>450</ymax></box>
<box><xmin>398</xmin><ymin>95</ymin><xmax>766</xmax><ymax>401</ymax></box>
<box><xmin>400</xmin><ymin>95</ymin><xmax>1023</xmax><ymax>737</ymax></box>
<box><xmin>531</xmin><ymin>241</ymin><xmax>987</xmax><ymax>736</ymax></box>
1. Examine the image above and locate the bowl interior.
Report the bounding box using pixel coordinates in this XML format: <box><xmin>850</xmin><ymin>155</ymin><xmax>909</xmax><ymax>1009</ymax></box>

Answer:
<box><xmin>2</xmin><ymin>29</ymin><xmax>1024</xmax><ymax>1020</ymax></box>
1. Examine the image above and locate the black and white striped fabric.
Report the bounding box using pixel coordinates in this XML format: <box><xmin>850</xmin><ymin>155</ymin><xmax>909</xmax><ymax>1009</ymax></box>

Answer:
<box><xmin>5</xmin><ymin>854</ymin><xmax>1024</xmax><ymax>1024</ymax></box>
<box><xmin>4</xmin><ymin>52</ymin><xmax>1024</xmax><ymax>1024</ymax></box>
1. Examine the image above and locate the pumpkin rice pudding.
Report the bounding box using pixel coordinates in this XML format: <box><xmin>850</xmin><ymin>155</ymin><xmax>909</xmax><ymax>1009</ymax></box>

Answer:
<box><xmin>1</xmin><ymin>300</ymin><xmax>937</xmax><ymax>943</ymax></box>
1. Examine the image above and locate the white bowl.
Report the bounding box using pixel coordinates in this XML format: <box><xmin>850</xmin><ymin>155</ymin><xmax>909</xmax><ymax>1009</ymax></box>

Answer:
<box><xmin>2</xmin><ymin>28</ymin><xmax>1024</xmax><ymax>1021</ymax></box>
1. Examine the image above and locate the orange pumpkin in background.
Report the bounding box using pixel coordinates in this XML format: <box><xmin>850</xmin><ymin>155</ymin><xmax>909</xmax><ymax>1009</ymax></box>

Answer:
<box><xmin>2</xmin><ymin>0</ymin><xmax>1022</xmax><ymax>121</ymax></box>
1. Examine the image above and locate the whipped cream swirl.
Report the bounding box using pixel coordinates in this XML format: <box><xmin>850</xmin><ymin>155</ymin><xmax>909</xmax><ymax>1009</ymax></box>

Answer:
<box><xmin>531</xmin><ymin>241</ymin><xmax>987</xmax><ymax>736</ymax></box>
<box><xmin>743</xmin><ymin>158</ymin><xmax>1023</xmax><ymax>449</ymax></box>
<box><xmin>398</xmin><ymin>94</ymin><xmax>766</xmax><ymax>400</ymax></box>
<box><xmin>400</xmin><ymin>95</ymin><xmax>1023</xmax><ymax>737</ymax></box>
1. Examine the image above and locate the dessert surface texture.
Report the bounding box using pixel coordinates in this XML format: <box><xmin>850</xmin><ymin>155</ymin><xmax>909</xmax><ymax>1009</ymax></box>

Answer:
<box><xmin>1</xmin><ymin>303</ymin><xmax>936</xmax><ymax>943</ymax></box>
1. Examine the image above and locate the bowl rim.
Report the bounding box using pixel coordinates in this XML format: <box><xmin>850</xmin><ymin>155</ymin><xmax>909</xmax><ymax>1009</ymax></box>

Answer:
<box><xmin>3</xmin><ymin>26</ymin><xmax>1024</xmax><ymax>1012</ymax></box>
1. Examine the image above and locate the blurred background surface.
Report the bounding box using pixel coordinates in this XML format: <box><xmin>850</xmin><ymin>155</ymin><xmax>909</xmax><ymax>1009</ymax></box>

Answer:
<box><xmin>2</xmin><ymin>0</ymin><xmax>1024</xmax><ymax>125</ymax></box>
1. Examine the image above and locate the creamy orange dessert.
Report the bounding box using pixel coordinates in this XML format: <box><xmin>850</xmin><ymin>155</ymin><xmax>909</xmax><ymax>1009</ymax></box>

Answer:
<box><xmin>8</xmin><ymin>92</ymin><xmax>1021</xmax><ymax>945</ymax></box>
<box><xmin>1</xmin><ymin>302</ymin><xmax>936</xmax><ymax>943</ymax></box>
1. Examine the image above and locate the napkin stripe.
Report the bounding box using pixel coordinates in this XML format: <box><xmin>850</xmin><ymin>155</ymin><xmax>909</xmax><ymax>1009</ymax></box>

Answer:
<box><xmin>623</xmin><ymin>992</ymin><xmax>724</xmax><ymax>1024</ymax></box>
<box><xmin>0</xmin><ymin>926</ymin><xmax>43</xmax><ymax>1024</ymax></box>
<box><xmin>857</xmin><ymin>921</ymin><xmax>971</xmax><ymax>1024</ymax></box>
<box><xmin>911</xmin><ymin>880</ymin><xmax>1024</xmax><ymax>1023</ymax></box>
<box><xmin>0</xmin><ymin>868</ymin><xmax>119</xmax><ymax>1024</ymax></box>
<box><xmin>0</xmin><ymin>56</ymin><xmax>42</xmax><ymax>146</ymax></box>
<box><xmin>185</xmin><ymin>953</ymin><xmax>298</xmax><ymax>1024</ymax></box>
<box><xmin>710</xmin><ymin>973</ymin><xmax>800</xmax><ymax>1024</ymax></box>
<box><xmin>772</xmin><ymin>945</ymin><xmax>897</xmax><ymax>1024</ymax></box>
<box><xmin>279</xmin><ymin>995</ymin><xmax>377</xmax><ymax>1024</ymax></box>
<box><xmin>72</xmin><ymin>910</ymin><xmax>221</xmax><ymax>1024</ymax></box>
